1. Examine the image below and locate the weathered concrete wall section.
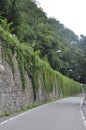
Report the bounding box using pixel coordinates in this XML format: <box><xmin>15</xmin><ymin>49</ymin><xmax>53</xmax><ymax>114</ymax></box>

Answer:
<box><xmin>0</xmin><ymin>41</ymin><xmax>62</xmax><ymax>113</ymax></box>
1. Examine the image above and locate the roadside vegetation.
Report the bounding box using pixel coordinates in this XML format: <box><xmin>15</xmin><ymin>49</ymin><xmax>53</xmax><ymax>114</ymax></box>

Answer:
<box><xmin>0</xmin><ymin>23</ymin><xmax>82</xmax><ymax>97</ymax></box>
<box><xmin>0</xmin><ymin>0</ymin><xmax>86</xmax><ymax>84</ymax></box>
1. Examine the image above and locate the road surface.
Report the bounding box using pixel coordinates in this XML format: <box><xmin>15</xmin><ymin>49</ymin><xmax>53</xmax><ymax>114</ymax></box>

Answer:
<box><xmin>0</xmin><ymin>97</ymin><xmax>85</xmax><ymax>130</ymax></box>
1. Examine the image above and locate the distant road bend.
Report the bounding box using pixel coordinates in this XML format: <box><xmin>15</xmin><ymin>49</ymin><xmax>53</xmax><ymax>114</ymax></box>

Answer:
<box><xmin>0</xmin><ymin>97</ymin><xmax>86</xmax><ymax>130</ymax></box>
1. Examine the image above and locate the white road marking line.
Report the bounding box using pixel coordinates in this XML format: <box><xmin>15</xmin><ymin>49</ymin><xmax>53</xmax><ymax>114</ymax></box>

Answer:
<box><xmin>80</xmin><ymin>97</ymin><xmax>86</xmax><ymax>127</ymax></box>
<box><xmin>0</xmin><ymin>111</ymin><xmax>29</xmax><ymax>126</ymax></box>
<box><xmin>84</xmin><ymin>120</ymin><xmax>86</xmax><ymax>126</ymax></box>
<box><xmin>0</xmin><ymin>103</ymin><xmax>47</xmax><ymax>126</ymax></box>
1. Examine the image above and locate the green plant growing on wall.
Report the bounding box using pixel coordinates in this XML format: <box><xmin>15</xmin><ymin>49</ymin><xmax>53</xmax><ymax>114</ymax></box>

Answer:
<box><xmin>0</xmin><ymin>17</ymin><xmax>14</xmax><ymax>33</ymax></box>
<box><xmin>17</xmin><ymin>50</ymin><xmax>27</xmax><ymax>90</ymax></box>
<box><xmin>0</xmin><ymin>24</ymin><xmax>82</xmax><ymax>99</ymax></box>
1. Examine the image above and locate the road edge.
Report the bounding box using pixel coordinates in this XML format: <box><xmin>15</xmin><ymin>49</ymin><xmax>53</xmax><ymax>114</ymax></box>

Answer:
<box><xmin>80</xmin><ymin>97</ymin><xmax>86</xmax><ymax>127</ymax></box>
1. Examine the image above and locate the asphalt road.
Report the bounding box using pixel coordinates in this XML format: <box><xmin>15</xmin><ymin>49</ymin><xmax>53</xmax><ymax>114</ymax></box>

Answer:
<box><xmin>0</xmin><ymin>97</ymin><xmax>85</xmax><ymax>130</ymax></box>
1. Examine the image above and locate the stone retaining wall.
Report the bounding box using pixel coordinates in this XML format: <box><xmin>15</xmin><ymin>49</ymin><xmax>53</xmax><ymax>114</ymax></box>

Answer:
<box><xmin>0</xmin><ymin>41</ymin><xmax>62</xmax><ymax>113</ymax></box>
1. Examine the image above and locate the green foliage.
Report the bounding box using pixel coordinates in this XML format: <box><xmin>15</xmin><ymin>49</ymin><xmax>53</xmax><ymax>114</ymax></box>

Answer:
<box><xmin>83</xmin><ymin>84</ymin><xmax>86</xmax><ymax>93</ymax></box>
<box><xmin>0</xmin><ymin>25</ymin><xmax>82</xmax><ymax>98</ymax></box>
<box><xmin>0</xmin><ymin>111</ymin><xmax>12</xmax><ymax>118</ymax></box>
<box><xmin>62</xmin><ymin>76</ymin><xmax>82</xmax><ymax>97</ymax></box>
<box><xmin>4</xmin><ymin>111</ymin><xmax>12</xmax><ymax>116</ymax></box>
<box><xmin>0</xmin><ymin>17</ymin><xmax>14</xmax><ymax>33</ymax></box>
<box><xmin>0</xmin><ymin>0</ymin><xmax>84</xmax><ymax>99</ymax></box>
<box><xmin>17</xmin><ymin>50</ymin><xmax>27</xmax><ymax>90</ymax></box>
<box><xmin>0</xmin><ymin>0</ymin><xmax>11</xmax><ymax>18</ymax></box>
<box><xmin>0</xmin><ymin>0</ymin><xmax>85</xmax><ymax>85</ymax></box>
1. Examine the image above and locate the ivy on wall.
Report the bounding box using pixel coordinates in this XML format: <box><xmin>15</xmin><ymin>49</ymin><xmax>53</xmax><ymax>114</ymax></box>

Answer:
<box><xmin>0</xmin><ymin>25</ymin><xmax>82</xmax><ymax>100</ymax></box>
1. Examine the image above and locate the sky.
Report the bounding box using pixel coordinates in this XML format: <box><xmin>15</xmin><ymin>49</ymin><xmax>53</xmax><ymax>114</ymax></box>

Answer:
<box><xmin>37</xmin><ymin>0</ymin><xmax>86</xmax><ymax>36</ymax></box>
